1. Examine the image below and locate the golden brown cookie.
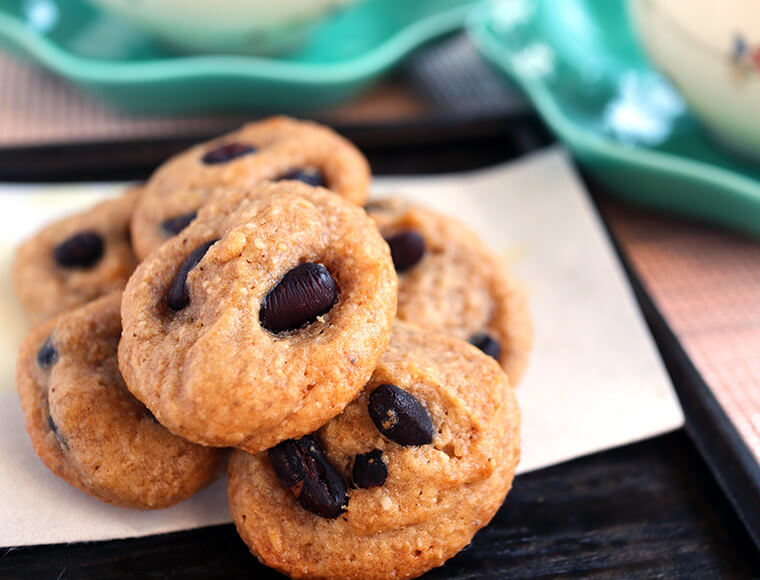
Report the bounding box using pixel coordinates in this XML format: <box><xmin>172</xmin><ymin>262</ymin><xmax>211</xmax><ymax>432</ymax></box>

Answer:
<box><xmin>119</xmin><ymin>182</ymin><xmax>397</xmax><ymax>452</ymax></box>
<box><xmin>13</xmin><ymin>188</ymin><xmax>141</xmax><ymax>326</ymax></box>
<box><xmin>16</xmin><ymin>292</ymin><xmax>222</xmax><ymax>509</ymax></box>
<box><xmin>228</xmin><ymin>322</ymin><xmax>520</xmax><ymax>580</ymax></box>
<box><xmin>367</xmin><ymin>198</ymin><xmax>533</xmax><ymax>384</ymax></box>
<box><xmin>131</xmin><ymin>117</ymin><xmax>371</xmax><ymax>259</ymax></box>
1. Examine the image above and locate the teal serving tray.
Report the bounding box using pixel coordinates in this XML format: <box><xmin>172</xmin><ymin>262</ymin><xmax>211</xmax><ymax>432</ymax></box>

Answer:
<box><xmin>469</xmin><ymin>0</ymin><xmax>760</xmax><ymax>237</ymax></box>
<box><xmin>0</xmin><ymin>0</ymin><xmax>476</xmax><ymax>113</ymax></box>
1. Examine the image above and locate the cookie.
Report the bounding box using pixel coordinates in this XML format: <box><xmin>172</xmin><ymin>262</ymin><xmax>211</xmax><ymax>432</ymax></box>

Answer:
<box><xmin>119</xmin><ymin>182</ymin><xmax>397</xmax><ymax>452</ymax></box>
<box><xmin>13</xmin><ymin>187</ymin><xmax>141</xmax><ymax>326</ymax></box>
<box><xmin>131</xmin><ymin>117</ymin><xmax>371</xmax><ymax>259</ymax></box>
<box><xmin>228</xmin><ymin>322</ymin><xmax>521</xmax><ymax>580</ymax></box>
<box><xmin>16</xmin><ymin>292</ymin><xmax>222</xmax><ymax>509</ymax></box>
<box><xmin>367</xmin><ymin>198</ymin><xmax>533</xmax><ymax>384</ymax></box>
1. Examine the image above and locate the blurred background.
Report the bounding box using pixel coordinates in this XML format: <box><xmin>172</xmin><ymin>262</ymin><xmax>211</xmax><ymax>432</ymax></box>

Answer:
<box><xmin>0</xmin><ymin>0</ymin><xmax>518</xmax><ymax>150</ymax></box>
<box><xmin>1</xmin><ymin>0</ymin><xmax>759</xmax><ymax>574</ymax></box>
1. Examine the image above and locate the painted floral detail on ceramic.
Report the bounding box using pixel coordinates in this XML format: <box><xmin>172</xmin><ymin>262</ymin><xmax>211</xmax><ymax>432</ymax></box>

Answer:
<box><xmin>731</xmin><ymin>35</ymin><xmax>760</xmax><ymax>79</ymax></box>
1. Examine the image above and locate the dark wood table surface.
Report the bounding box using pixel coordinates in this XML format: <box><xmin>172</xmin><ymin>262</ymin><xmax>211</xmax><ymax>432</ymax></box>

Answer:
<box><xmin>2</xmin><ymin>119</ymin><xmax>759</xmax><ymax>579</ymax></box>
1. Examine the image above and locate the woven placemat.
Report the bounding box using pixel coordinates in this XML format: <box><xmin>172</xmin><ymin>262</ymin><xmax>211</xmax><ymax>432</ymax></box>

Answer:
<box><xmin>602</xmin><ymin>201</ymin><xmax>760</xmax><ymax>461</ymax></box>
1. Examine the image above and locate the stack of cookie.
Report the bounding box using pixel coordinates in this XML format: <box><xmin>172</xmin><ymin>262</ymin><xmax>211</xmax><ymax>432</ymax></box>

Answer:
<box><xmin>14</xmin><ymin>117</ymin><xmax>531</xmax><ymax>580</ymax></box>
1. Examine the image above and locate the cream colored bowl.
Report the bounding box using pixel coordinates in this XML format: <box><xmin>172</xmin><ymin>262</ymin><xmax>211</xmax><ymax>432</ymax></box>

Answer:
<box><xmin>629</xmin><ymin>0</ymin><xmax>760</xmax><ymax>159</ymax></box>
<box><xmin>89</xmin><ymin>0</ymin><xmax>358</xmax><ymax>54</ymax></box>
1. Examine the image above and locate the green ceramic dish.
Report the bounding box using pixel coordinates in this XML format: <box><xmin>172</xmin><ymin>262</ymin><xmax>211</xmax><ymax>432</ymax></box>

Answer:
<box><xmin>0</xmin><ymin>0</ymin><xmax>476</xmax><ymax>113</ymax></box>
<box><xmin>469</xmin><ymin>0</ymin><xmax>760</xmax><ymax>237</ymax></box>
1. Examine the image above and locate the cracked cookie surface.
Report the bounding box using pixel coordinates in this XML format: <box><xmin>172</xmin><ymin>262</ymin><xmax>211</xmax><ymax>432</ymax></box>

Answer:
<box><xmin>13</xmin><ymin>187</ymin><xmax>141</xmax><ymax>326</ymax></box>
<box><xmin>120</xmin><ymin>182</ymin><xmax>397</xmax><ymax>452</ymax></box>
<box><xmin>131</xmin><ymin>117</ymin><xmax>371</xmax><ymax>259</ymax></box>
<box><xmin>228</xmin><ymin>322</ymin><xmax>520</xmax><ymax>580</ymax></box>
<box><xmin>368</xmin><ymin>198</ymin><xmax>533</xmax><ymax>384</ymax></box>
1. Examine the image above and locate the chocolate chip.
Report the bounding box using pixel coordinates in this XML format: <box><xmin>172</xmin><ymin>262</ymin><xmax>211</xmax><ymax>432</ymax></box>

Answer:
<box><xmin>48</xmin><ymin>414</ymin><xmax>67</xmax><ymax>449</ymax></box>
<box><xmin>268</xmin><ymin>436</ymin><xmax>348</xmax><ymax>518</ymax></box>
<box><xmin>53</xmin><ymin>231</ymin><xmax>103</xmax><ymax>269</ymax></box>
<box><xmin>352</xmin><ymin>449</ymin><xmax>387</xmax><ymax>488</ymax></box>
<box><xmin>161</xmin><ymin>211</ymin><xmax>198</xmax><ymax>235</ymax></box>
<box><xmin>260</xmin><ymin>262</ymin><xmax>338</xmax><ymax>333</ymax></box>
<box><xmin>369</xmin><ymin>384</ymin><xmax>434</xmax><ymax>446</ymax></box>
<box><xmin>385</xmin><ymin>231</ymin><xmax>425</xmax><ymax>272</ymax></box>
<box><xmin>469</xmin><ymin>332</ymin><xmax>501</xmax><ymax>361</ymax></box>
<box><xmin>166</xmin><ymin>239</ymin><xmax>217</xmax><ymax>311</ymax></box>
<box><xmin>36</xmin><ymin>337</ymin><xmax>58</xmax><ymax>368</ymax></box>
<box><xmin>201</xmin><ymin>143</ymin><xmax>256</xmax><ymax>165</ymax></box>
<box><xmin>276</xmin><ymin>167</ymin><xmax>325</xmax><ymax>187</ymax></box>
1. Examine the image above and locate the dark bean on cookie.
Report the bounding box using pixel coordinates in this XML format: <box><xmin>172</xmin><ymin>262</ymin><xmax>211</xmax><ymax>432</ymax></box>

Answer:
<box><xmin>469</xmin><ymin>332</ymin><xmax>501</xmax><ymax>361</ymax></box>
<box><xmin>352</xmin><ymin>449</ymin><xmax>387</xmax><ymax>489</ymax></box>
<box><xmin>201</xmin><ymin>143</ymin><xmax>257</xmax><ymax>165</ymax></box>
<box><xmin>369</xmin><ymin>384</ymin><xmax>434</xmax><ymax>446</ymax></box>
<box><xmin>268</xmin><ymin>436</ymin><xmax>348</xmax><ymax>518</ymax></box>
<box><xmin>47</xmin><ymin>414</ymin><xmax>67</xmax><ymax>449</ymax></box>
<box><xmin>161</xmin><ymin>211</ymin><xmax>198</xmax><ymax>236</ymax></box>
<box><xmin>53</xmin><ymin>231</ymin><xmax>104</xmax><ymax>269</ymax></box>
<box><xmin>166</xmin><ymin>239</ymin><xmax>218</xmax><ymax>311</ymax></box>
<box><xmin>276</xmin><ymin>167</ymin><xmax>325</xmax><ymax>187</ymax></box>
<box><xmin>36</xmin><ymin>337</ymin><xmax>58</xmax><ymax>368</ymax></box>
<box><xmin>260</xmin><ymin>262</ymin><xmax>338</xmax><ymax>334</ymax></box>
<box><xmin>385</xmin><ymin>231</ymin><xmax>425</xmax><ymax>273</ymax></box>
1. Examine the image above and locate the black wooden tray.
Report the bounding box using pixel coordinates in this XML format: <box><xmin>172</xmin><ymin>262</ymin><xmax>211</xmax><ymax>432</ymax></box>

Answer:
<box><xmin>1</xmin><ymin>117</ymin><xmax>759</xmax><ymax>578</ymax></box>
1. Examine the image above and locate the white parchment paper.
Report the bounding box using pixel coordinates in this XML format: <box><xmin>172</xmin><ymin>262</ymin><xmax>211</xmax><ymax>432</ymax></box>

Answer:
<box><xmin>0</xmin><ymin>148</ymin><xmax>682</xmax><ymax>547</ymax></box>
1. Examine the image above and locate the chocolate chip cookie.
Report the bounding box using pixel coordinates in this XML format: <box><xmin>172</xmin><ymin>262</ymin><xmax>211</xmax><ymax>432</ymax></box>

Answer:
<box><xmin>119</xmin><ymin>182</ymin><xmax>397</xmax><ymax>452</ymax></box>
<box><xmin>130</xmin><ymin>117</ymin><xmax>371</xmax><ymax>259</ymax></box>
<box><xmin>16</xmin><ymin>292</ymin><xmax>222</xmax><ymax>509</ymax></box>
<box><xmin>228</xmin><ymin>322</ymin><xmax>521</xmax><ymax>580</ymax></box>
<box><xmin>367</xmin><ymin>198</ymin><xmax>533</xmax><ymax>384</ymax></box>
<box><xmin>13</xmin><ymin>187</ymin><xmax>141</xmax><ymax>326</ymax></box>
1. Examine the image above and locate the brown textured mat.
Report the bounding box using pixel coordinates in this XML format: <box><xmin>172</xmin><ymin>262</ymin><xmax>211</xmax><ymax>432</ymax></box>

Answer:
<box><xmin>602</xmin><ymin>201</ymin><xmax>760</xmax><ymax>462</ymax></box>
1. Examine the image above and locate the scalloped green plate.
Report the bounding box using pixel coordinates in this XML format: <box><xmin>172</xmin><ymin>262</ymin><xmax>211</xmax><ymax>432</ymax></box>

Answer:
<box><xmin>469</xmin><ymin>0</ymin><xmax>760</xmax><ymax>237</ymax></box>
<box><xmin>0</xmin><ymin>0</ymin><xmax>475</xmax><ymax>113</ymax></box>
